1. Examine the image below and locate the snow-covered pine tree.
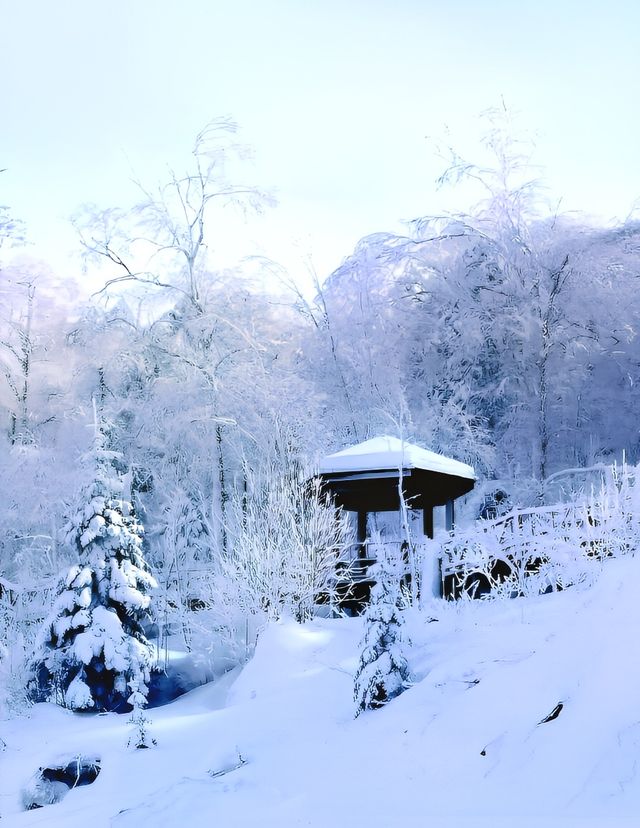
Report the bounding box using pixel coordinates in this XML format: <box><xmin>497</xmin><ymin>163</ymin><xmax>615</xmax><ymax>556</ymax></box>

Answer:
<box><xmin>354</xmin><ymin>550</ymin><xmax>409</xmax><ymax>716</ymax></box>
<box><xmin>31</xmin><ymin>431</ymin><xmax>157</xmax><ymax>712</ymax></box>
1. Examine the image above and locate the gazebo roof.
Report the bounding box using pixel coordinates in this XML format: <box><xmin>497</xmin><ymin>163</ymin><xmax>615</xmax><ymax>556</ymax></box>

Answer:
<box><xmin>319</xmin><ymin>436</ymin><xmax>475</xmax><ymax>480</ymax></box>
<box><xmin>317</xmin><ymin>436</ymin><xmax>475</xmax><ymax>511</ymax></box>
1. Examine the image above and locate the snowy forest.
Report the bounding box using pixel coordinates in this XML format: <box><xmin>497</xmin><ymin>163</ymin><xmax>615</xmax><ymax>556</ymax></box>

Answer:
<box><xmin>3</xmin><ymin>107</ymin><xmax>640</xmax><ymax>823</ymax></box>
<box><xmin>3</xmin><ymin>116</ymin><xmax>640</xmax><ymax>568</ymax></box>
<box><xmin>3</xmin><ymin>110</ymin><xmax>640</xmax><ymax>673</ymax></box>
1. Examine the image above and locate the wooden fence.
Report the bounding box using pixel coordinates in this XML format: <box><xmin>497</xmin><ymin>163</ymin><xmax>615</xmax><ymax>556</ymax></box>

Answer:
<box><xmin>439</xmin><ymin>487</ymin><xmax>636</xmax><ymax>599</ymax></box>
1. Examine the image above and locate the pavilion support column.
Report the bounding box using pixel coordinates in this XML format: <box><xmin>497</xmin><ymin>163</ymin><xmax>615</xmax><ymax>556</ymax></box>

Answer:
<box><xmin>357</xmin><ymin>511</ymin><xmax>367</xmax><ymax>559</ymax></box>
<box><xmin>423</xmin><ymin>506</ymin><xmax>434</xmax><ymax>540</ymax></box>
<box><xmin>445</xmin><ymin>499</ymin><xmax>455</xmax><ymax>532</ymax></box>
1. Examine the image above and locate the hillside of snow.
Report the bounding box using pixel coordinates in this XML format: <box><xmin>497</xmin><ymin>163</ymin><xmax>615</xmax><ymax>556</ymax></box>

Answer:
<box><xmin>3</xmin><ymin>557</ymin><xmax>640</xmax><ymax>827</ymax></box>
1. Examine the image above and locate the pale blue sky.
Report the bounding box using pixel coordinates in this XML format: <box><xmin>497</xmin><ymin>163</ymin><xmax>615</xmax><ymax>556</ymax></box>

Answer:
<box><xmin>2</xmin><ymin>0</ymin><xmax>639</xmax><ymax>284</ymax></box>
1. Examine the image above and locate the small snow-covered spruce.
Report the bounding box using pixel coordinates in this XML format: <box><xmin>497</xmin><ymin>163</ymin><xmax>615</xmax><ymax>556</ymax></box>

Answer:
<box><xmin>354</xmin><ymin>552</ymin><xmax>409</xmax><ymax>717</ymax></box>
<box><xmin>127</xmin><ymin>707</ymin><xmax>157</xmax><ymax>749</ymax></box>
<box><xmin>31</xmin><ymin>434</ymin><xmax>158</xmax><ymax>712</ymax></box>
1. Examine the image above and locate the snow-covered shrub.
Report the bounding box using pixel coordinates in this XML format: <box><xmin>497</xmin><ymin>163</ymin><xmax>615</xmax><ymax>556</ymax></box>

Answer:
<box><xmin>153</xmin><ymin>487</ymin><xmax>212</xmax><ymax>653</ymax></box>
<box><xmin>0</xmin><ymin>639</ymin><xmax>7</xmax><ymax>721</ymax></box>
<box><xmin>158</xmin><ymin>488</ymin><xmax>213</xmax><ymax>612</ymax></box>
<box><xmin>0</xmin><ymin>630</ymin><xmax>33</xmax><ymax>718</ymax></box>
<box><xmin>215</xmin><ymin>467</ymin><xmax>351</xmax><ymax>628</ymax></box>
<box><xmin>30</xmin><ymin>436</ymin><xmax>158</xmax><ymax>712</ymax></box>
<box><xmin>127</xmin><ymin>709</ymin><xmax>157</xmax><ymax>749</ymax></box>
<box><xmin>354</xmin><ymin>552</ymin><xmax>409</xmax><ymax>716</ymax></box>
<box><xmin>0</xmin><ymin>578</ymin><xmax>42</xmax><ymax>717</ymax></box>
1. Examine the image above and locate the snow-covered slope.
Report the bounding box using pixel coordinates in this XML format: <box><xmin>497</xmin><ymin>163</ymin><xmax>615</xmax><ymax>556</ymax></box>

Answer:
<box><xmin>2</xmin><ymin>557</ymin><xmax>640</xmax><ymax>826</ymax></box>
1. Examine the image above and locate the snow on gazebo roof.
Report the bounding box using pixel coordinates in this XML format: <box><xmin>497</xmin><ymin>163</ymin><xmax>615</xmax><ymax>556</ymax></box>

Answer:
<box><xmin>318</xmin><ymin>435</ymin><xmax>475</xmax><ymax>480</ymax></box>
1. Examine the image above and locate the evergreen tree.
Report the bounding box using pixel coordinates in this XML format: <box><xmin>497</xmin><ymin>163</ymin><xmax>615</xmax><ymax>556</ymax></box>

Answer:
<box><xmin>31</xmin><ymin>433</ymin><xmax>157</xmax><ymax>711</ymax></box>
<box><xmin>354</xmin><ymin>552</ymin><xmax>409</xmax><ymax>716</ymax></box>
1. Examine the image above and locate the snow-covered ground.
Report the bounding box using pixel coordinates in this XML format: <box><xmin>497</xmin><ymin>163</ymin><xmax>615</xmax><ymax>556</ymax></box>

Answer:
<box><xmin>3</xmin><ymin>556</ymin><xmax>640</xmax><ymax>827</ymax></box>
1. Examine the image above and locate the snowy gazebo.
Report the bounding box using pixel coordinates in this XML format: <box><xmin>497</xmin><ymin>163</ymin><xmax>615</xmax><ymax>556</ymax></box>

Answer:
<box><xmin>317</xmin><ymin>436</ymin><xmax>475</xmax><ymax>606</ymax></box>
